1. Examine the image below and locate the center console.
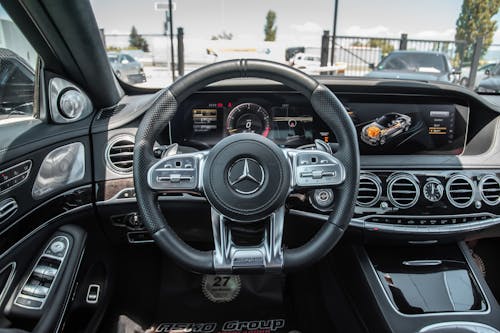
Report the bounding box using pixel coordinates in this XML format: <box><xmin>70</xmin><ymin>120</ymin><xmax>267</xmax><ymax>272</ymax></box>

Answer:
<box><xmin>342</xmin><ymin>242</ymin><xmax>500</xmax><ymax>333</ymax></box>
<box><xmin>369</xmin><ymin>245</ymin><xmax>487</xmax><ymax>315</ymax></box>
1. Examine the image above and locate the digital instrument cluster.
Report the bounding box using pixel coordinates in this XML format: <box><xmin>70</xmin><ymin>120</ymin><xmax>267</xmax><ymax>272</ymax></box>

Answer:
<box><xmin>187</xmin><ymin>101</ymin><xmax>326</xmax><ymax>148</ymax></box>
<box><xmin>175</xmin><ymin>94</ymin><xmax>468</xmax><ymax>155</ymax></box>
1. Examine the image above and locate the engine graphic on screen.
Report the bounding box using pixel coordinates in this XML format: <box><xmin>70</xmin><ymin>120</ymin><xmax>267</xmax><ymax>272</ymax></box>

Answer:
<box><xmin>360</xmin><ymin>113</ymin><xmax>412</xmax><ymax>146</ymax></box>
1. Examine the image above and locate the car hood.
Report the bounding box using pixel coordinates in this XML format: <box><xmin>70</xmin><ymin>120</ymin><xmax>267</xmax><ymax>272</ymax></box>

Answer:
<box><xmin>366</xmin><ymin>70</ymin><xmax>449</xmax><ymax>82</ymax></box>
<box><xmin>478</xmin><ymin>77</ymin><xmax>500</xmax><ymax>90</ymax></box>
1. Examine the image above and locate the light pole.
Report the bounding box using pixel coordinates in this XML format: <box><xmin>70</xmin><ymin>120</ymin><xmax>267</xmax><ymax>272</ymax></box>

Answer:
<box><xmin>155</xmin><ymin>2</ymin><xmax>176</xmax><ymax>82</ymax></box>
<box><xmin>330</xmin><ymin>0</ymin><xmax>339</xmax><ymax>66</ymax></box>
<box><xmin>168</xmin><ymin>0</ymin><xmax>175</xmax><ymax>81</ymax></box>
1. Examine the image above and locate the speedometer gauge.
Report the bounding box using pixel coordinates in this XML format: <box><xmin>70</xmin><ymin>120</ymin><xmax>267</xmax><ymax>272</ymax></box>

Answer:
<box><xmin>226</xmin><ymin>103</ymin><xmax>271</xmax><ymax>137</ymax></box>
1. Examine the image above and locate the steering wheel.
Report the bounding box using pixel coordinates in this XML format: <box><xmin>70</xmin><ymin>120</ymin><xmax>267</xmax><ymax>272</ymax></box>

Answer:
<box><xmin>134</xmin><ymin>59</ymin><xmax>359</xmax><ymax>274</ymax></box>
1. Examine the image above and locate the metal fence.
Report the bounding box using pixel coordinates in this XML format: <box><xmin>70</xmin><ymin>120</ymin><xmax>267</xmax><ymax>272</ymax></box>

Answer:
<box><xmin>102</xmin><ymin>28</ymin><xmax>493</xmax><ymax>89</ymax></box>
<box><xmin>320</xmin><ymin>32</ymin><xmax>468</xmax><ymax>77</ymax></box>
<box><xmin>102</xmin><ymin>33</ymin><xmax>179</xmax><ymax>66</ymax></box>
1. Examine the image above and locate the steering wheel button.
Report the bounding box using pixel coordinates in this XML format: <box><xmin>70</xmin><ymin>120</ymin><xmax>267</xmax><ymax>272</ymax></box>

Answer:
<box><xmin>312</xmin><ymin>170</ymin><xmax>323</xmax><ymax>179</ymax></box>
<box><xmin>169</xmin><ymin>174</ymin><xmax>181</xmax><ymax>183</ymax></box>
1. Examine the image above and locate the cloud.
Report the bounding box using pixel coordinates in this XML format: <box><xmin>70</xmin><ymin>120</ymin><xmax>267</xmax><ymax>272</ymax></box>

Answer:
<box><xmin>344</xmin><ymin>25</ymin><xmax>392</xmax><ymax>37</ymax></box>
<box><xmin>413</xmin><ymin>29</ymin><xmax>455</xmax><ymax>40</ymax></box>
<box><xmin>290</xmin><ymin>22</ymin><xmax>323</xmax><ymax>34</ymax></box>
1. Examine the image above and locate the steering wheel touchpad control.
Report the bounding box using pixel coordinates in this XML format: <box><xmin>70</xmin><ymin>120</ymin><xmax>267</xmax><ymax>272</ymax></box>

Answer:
<box><xmin>148</xmin><ymin>154</ymin><xmax>200</xmax><ymax>191</ymax></box>
<box><xmin>292</xmin><ymin>150</ymin><xmax>346</xmax><ymax>188</ymax></box>
<box><xmin>14</xmin><ymin>236</ymin><xmax>70</xmax><ymax>310</ymax></box>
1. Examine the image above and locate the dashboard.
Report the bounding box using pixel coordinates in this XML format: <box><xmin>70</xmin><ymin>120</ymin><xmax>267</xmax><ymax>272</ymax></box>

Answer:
<box><xmin>171</xmin><ymin>92</ymin><xmax>469</xmax><ymax>155</ymax></box>
<box><xmin>91</xmin><ymin>77</ymin><xmax>500</xmax><ymax>242</ymax></box>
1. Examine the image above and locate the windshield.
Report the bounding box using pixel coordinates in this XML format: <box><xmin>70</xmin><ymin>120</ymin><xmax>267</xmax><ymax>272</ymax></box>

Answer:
<box><xmin>377</xmin><ymin>53</ymin><xmax>447</xmax><ymax>73</ymax></box>
<box><xmin>91</xmin><ymin>0</ymin><xmax>500</xmax><ymax>93</ymax></box>
<box><xmin>108</xmin><ymin>55</ymin><xmax>118</xmax><ymax>63</ymax></box>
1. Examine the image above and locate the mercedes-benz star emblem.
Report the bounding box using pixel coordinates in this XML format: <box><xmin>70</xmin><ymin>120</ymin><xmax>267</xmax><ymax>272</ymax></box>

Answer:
<box><xmin>227</xmin><ymin>158</ymin><xmax>265</xmax><ymax>194</ymax></box>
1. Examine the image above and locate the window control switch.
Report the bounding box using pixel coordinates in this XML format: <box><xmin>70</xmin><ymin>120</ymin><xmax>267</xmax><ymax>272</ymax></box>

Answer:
<box><xmin>21</xmin><ymin>284</ymin><xmax>38</xmax><ymax>297</ymax></box>
<box><xmin>32</xmin><ymin>285</ymin><xmax>49</xmax><ymax>298</ymax></box>
<box><xmin>33</xmin><ymin>265</ymin><xmax>58</xmax><ymax>281</ymax></box>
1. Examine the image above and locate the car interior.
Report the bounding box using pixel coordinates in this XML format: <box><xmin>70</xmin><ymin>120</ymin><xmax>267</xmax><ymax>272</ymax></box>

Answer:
<box><xmin>1</xmin><ymin>1</ymin><xmax>500</xmax><ymax>333</ymax></box>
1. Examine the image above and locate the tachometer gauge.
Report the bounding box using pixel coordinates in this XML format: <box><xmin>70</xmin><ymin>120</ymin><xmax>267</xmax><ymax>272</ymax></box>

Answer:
<box><xmin>226</xmin><ymin>103</ymin><xmax>271</xmax><ymax>137</ymax></box>
<box><xmin>423</xmin><ymin>178</ymin><xmax>444</xmax><ymax>202</ymax></box>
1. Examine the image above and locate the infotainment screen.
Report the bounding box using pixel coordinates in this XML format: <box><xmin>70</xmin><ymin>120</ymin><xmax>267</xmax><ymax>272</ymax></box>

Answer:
<box><xmin>347</xmin><ymin>102</ymin><xmax>467</xmax><ymax>155</ymax></box>
<box><xmin>178</xmin><ymin>95</ymin><xmax>468</xmax><ymax>155</ymax></box>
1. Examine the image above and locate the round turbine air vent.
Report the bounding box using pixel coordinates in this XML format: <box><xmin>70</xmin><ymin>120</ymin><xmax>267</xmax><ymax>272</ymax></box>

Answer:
<box><xmin>356</xmin><ymin>173</ymin><xmax>382</xmax><ymax>207</ymax></box>
<box><xmin>106</xmin><ymin>135</ymin><xmax>135</xmax><ymax>174</ymax></box>
<box><xmin>479</xmin><ymin>175</ymin><xmax>500</xmax><ymax>206</ymax></box>
<box><xmin>387</xmin><ymin>173</ymin><xmax>419</xmax><ymax>209</ymax></box>
<box><xmin>446</xmin><ymin>174</ymin><xmax>475</xmax><ymax>208</ymax></box>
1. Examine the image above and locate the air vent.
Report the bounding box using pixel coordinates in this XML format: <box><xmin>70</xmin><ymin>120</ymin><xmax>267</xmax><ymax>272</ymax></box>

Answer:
<box><xmin>356</xmin><ymin>173</ymin><xmax>382</xmax><ymax>207</ymax></box>
<box><xmin>479</xmin><ymin>175</ymin><xmax>500</xmax><ymax>206</ymax></box>
<box><xmin>446</xmin><ymin>174</ymin><xmax>475</xmax><ymax>208</ymax></box>
<box><xmin>106</xmin><ymin>135</ymin><xmax>135</xmax><ymax>174</ymax></box>
<box><xmin>387</xmin><ymin>173</ymin><xmax>420</xmax><ymax>209</ymax></box>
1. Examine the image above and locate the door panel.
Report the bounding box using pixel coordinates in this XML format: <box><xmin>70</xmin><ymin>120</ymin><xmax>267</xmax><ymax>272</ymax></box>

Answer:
<box><xmin>1</xmin><ymin>225</ymin><xmax>87</xmax><ymax>333</ymax></box>
<box><xmin>0</xmin><ymin>14</ymin><xmax>96</xmax><ymax>333</ymax></box>
<box><xmin>0</xmin><ymin>123</ymin><xmax>95</xmax><ymax>333</ymax></box>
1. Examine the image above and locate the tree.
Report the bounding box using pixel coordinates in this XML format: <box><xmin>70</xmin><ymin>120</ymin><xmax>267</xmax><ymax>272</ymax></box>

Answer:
<box><xmin>455</xmin><ymin>0</ymin><xmax>500</xmax><ymax>64</ymax></box>
<box><xmin>264</xmin><ymin>10</ymin><xmax>277</xmax><ymax>41</ymax></box>
<box><xmin>368</xmin><ymin>39</ymin><xmax>394</xmax><ymax>56</ymax></box>
<box><xmin>129</xmin><ymin>26</ymin><xmax>150</xmax><ymax>52</ymax></box>
<box><xmin>211</xmin><ymin>31</ymin><xmax>234</xmax><ymax>40</ymax></box>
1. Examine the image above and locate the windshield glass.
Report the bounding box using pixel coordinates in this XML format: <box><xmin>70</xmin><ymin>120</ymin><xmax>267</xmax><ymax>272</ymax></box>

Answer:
<box><xmin>377</xmin><ymin>53</ymin><xmax>447</xmax><ymax>73</ymax></box>
<box><xmin>91</xmin><ymin>0</ymin><xmax>500</xmax><ymax>93</ymax></box>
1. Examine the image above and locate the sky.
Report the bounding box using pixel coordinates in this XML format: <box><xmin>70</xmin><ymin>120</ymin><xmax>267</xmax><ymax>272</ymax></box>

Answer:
<box><xmin>89</xmin><ymin>0</ymin><xmax>500</xmax><ymax>44</ymax></box>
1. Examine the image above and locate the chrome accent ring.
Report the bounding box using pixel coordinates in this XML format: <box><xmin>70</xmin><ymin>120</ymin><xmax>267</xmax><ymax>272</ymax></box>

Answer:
<box><xmin>105</xmin><ymin>134</ymin><xmax>135</xmax><ymax>175</ymax></box>
<box><xmin>387</xmin><ymin>173</ymin><xmax>420</xmax><ymax>209</ymax></box>
<box><xmin>446</xmin><ymin>174</ymin><xmax>475</xmax><ymax>208</ymax></box>
<box><xmin>479</xmin><ymin>174</ymin><xmax>500</xmax><ymax>206</ymax></box>
<box><xmin>356</xmin><ymin>172</ymin><xmax>382</xmax><ymax>207</ymax></box>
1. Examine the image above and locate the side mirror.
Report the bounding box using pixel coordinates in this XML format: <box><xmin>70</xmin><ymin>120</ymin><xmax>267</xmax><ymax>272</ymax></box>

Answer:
<box><xmin>368</xmin><ymin>63</ymin><xmax>375</xmax><ymax>70</ymax></box>
<box><xmin>121</xmin><ymin>59</ymin><xmax>129</xmax><ymax>64</ymax></box>
<box><xmin>485</xmin><ymin>69</ymin><xmax>491</xmax><ymax>76</ymax></box>
<box><xmin>451</xmin><ymin>68</ymin><xmax>461</xmax><ymax>75</ymax></box>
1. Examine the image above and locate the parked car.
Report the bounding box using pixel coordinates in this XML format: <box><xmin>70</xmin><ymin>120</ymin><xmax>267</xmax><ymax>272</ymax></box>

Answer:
<box><xmin>285</xmin><ymin>46</ymin><xmax>305</xmax><ymax>63</ymax></box>
<box><xmin>290</xmin><ymin>52</ymin><xmax>347</xmax><ymax>75</ymax></box>
<box><xmin>460</xmin><ymin>62</ymin><xmax>498</xmax><ymax>87</ymax></box>
<box><xmin>366</xmin><ymin>51</ymin><xmax>457</xmax><ymax>82</ymax></box>
<box><xmin>290</xmin><ymin>52</ymin><xmax>321</xmax><ymax>68</ymax></box>
<box><xmin>107</xmin><ymin>52</ymin><xmax>146</xmax><ymax>84</ymax></box>
<box><xmin>476</xmin><ymin>63</ymin><xmax>500</xmax><ymax>93</ymax></box>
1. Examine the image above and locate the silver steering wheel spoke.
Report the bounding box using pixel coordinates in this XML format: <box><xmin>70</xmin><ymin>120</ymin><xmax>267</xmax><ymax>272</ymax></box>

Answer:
<box><xmin>147</xmin><ymin>151</ymin><xmax>208</xmax><ymax>193</ymax></box>
<box><xmin>211</xmin><ymin>206</ymin><xmax>285</xmax><ymax>273</ymax></box>
<box><xmin>284</xmin><ymin>148</ymin><xmax>346</xmax><ymax>190</ymax></box>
